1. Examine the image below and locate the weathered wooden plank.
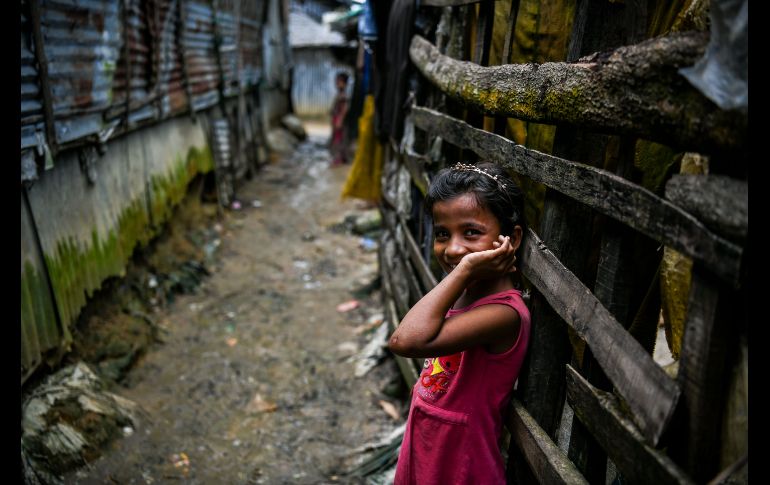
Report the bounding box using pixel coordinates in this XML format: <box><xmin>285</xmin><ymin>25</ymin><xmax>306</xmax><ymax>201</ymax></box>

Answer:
<box><xmin>381</xmin><ymin>207</ymin><xmax>428</xmax><ymax>305</ymax></box>
<box><xmin>665</xmin><ymin>174</ymin><xmax>748</xmax><ymax>242</ymax></box>
<box><xmin>519</xmin><ymin>228</ymin><xmax>680</xmax><ymax>446</ymax></box>
<box><xmin>397</xmin><ymin>214</ymin><xmax>438</xmax><ymax>291</ymax></box>
<box><xmin>517</xmin><ymin>189</ymin><xmax>593</xmax><ymax>438</ymax></box>
<box><xmin>409</xmin><ymin>34</ymin><xmax>746</xmax><ymax>155</ymax></box>
<box><xmin>472</xmin><ymin>0</ymin><xmax>494</xmax><ymax>67</ymax></box>
<box><xmin>380</xmin><ymin>232</ymin><xmax>411</xmax><ymax>318</ymax></box>
<box><xmin>402</xmin><ymin>149</ymin><xmax>431</xmax><ymax>196</ymax></box>
<box><xmin>507</xmin><ymin>399</ymin><xmax>589</xmax><ymax>485</ymax></box>
<box><xmin>412</xmin><ymin>106</ymin><xmax>743</xmax><ymax>286</ymax></box>
<box><xmin>400</xmin><ymin>253</ymin><xmax>424</xmax><ymax>307</ymax></box>
<box><xmin>493</xmin><ymin>0</ymin><xmax>520</xmax><ymax>136</ymax></box>
<box><xmin>672</xmin><ymin>265</ymin><xmax>733</xmax><ymax>482</ymax></box>
<box><xmin>565</xmin><ymin>365</ymin><xmax>695</xmax><ymax>485</ymax></box>
<box><xmin>384</xmin><ymin>296</ymin><xmax>420</xmax><ymax>388</ymax></box>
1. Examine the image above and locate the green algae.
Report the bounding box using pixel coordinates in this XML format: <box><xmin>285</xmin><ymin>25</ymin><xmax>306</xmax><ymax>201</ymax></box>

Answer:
<box><xmin>21</xmin><ymin>260</ymin><xmax>60</xmax><ymax>374</ymax></box>
<box><xmin>41</xmin><ymin>144</ymin><xmax>214</xmax><ymax>335</ymax></box>
<box><xmin>634</xmin><ymin>139</ymin><xmax>682</xmax><ymax>194</ymax></box>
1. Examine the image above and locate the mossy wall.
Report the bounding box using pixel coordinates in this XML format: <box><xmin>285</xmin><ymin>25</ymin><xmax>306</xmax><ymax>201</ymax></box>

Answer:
<box><xmin>21</xmin><ymin>117</ymin><xmax>213</xmax><ymax>380</ymax></box>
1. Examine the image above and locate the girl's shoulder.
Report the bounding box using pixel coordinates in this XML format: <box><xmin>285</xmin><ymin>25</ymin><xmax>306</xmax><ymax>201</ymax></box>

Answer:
<box><xmin>448</xmin><ymin>289</ymin><xmax>528</xmax><ymax>320</ymax></box>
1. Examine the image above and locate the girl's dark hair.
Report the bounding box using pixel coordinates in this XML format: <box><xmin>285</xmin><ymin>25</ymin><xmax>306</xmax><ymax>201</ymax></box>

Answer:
<box><xmin>425</xmin><ymin>162</ymin><xmax>526</xmax><ymax>237</ymax></box>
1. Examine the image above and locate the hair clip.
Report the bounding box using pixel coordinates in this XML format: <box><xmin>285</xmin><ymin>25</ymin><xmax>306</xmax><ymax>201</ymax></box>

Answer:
<box><xmin>451</xmin><ymin>162</ymin><xmax>507</xmax><ymax>189</ymax></box>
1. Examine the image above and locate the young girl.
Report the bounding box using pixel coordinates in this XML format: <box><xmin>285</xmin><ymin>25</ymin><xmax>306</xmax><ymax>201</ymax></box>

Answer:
<box><xmin>329</xmin><ymin>72</ymin><xmax>350</xmax><ymax>167</ymax></box>
<box><xmin>388</xmin><ymin>162</ymin><xmax>530</xmax><ymax>485</ymax></box>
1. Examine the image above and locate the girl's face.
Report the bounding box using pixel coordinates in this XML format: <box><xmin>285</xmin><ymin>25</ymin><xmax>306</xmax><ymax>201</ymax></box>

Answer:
<box><xmin>432</xmin><ymin>193</ymin><xmax>502</xmax><ymax>274</ymax></box>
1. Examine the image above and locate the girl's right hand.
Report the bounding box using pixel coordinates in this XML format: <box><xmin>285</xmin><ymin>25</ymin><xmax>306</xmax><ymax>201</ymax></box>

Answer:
<box><xmin>460</xmin><ymin>235</ymin><xmax>517</xmax><ymax>281</ymax></box>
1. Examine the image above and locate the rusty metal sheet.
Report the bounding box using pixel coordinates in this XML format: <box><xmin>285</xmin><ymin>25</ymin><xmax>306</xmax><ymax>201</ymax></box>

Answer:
<box><xmin>21</xmin><ymin>7</ymin><xmax>47</xmax><ymax>156</ymax></box>
<box><xmin>36</xmin><ymin>0</ymin><xmax>121</xmax><ymax>143</ymax></box>
<box><xmin>182</xmin><ymin>1</ymin><xmax>219</xmax><ymax>110</ymax></box>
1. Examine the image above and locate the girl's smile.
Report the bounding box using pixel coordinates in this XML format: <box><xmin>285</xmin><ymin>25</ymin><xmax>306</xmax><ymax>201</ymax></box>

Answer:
<box><xmin>432</xmin><ymin>193</ymin><xmax>502</xmax><ymax>274</ymax></box>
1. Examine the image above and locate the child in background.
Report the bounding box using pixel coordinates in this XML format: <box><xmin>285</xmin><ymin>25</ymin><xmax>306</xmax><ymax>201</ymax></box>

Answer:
<box><xmin>329</xmin><ymin>72</ymin><xmax>350</xmax><ymax>167</ymax></box>
<box><xmin>388</xmin><ymin>162</ymin><xmax>531</xmax><ymax>485</ymax></box>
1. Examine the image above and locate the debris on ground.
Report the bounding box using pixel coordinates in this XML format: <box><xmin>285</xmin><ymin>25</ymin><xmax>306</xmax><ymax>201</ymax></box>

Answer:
<box><xmin>345</xmin><ymin>424</ymin><xmax>405</xmax><ymax>483</ymax></box>
<box><xmin>281</xmin><ymin>114</ymin><xmax>308</xmax><ymax>141</ymax></box>
<box><xmin>354</xmin><ymin>313</ymin><xmax>384</xmax><ymax>335</ymax></box>
<box><xmin>360</xmin><ymin>237</ymin><xmax>378</xmax><ymax>252</ymax></box>
<box><xmin>336</xmin><ymin>299</ymin><xmax>360</xmax><ymax>313</ymax></box>
<box><xmin>266</xmin><ymin>127</ymin><xmax>300</xmax><ymax>153</ymax></box>
<box><xmin>378</xmin><ymin>400</ymin><xmax>401</xmax><ymax>421</ymax></box>
<box><xmin>21</xmin><ymin>363</ymin><xmax>144</xmax><ymax>484</ymax></box>
<box><xmin>245</xmin><ymin>393</ymin><xmax>278</xmax><ymax>414</ymax></box>
<box><xmin>352</xmin><ymin>321</ymin><xmax>389</xmax><ymax>377</ymax></box>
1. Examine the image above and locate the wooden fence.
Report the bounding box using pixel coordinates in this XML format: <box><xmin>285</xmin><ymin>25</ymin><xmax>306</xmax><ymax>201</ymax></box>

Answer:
<box><xmin>376</xmin><ymin>1</ymin><xmax>747</xmax><ymax>483</ymax></box>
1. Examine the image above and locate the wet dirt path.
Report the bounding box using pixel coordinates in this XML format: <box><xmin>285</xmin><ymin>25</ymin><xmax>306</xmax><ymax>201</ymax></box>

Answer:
<box><xmin>67</xmin><ymin>126</ymin><xmax>402</xmax><ymax>484</ymax></box>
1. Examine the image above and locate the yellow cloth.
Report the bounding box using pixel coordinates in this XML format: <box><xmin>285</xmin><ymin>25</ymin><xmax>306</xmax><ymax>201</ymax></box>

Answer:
<box><xmin>341</xmin><ymin>95</ymin><xmax>383</xmax><ymax>202</ymax></box>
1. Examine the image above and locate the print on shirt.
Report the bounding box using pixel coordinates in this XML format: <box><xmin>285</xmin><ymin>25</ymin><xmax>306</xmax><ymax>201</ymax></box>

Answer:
<box><xmin>416</xmin><ymin>352</ymin><xmax>462</xmax><ymax>403</ymax></box>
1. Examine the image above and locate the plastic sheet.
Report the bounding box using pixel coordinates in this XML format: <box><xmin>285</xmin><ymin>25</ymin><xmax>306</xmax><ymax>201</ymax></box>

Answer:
<box><xmin>679</xmin><ymin>0</ymin><xmax>748</xmax><ymax>110</ymax></box>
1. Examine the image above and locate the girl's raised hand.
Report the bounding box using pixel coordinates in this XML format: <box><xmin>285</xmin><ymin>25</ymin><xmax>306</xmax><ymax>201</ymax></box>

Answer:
<box><xmin>461</xmin><ymin>235</ymin><xmax>517</xmax><ymax>280</ymax></box>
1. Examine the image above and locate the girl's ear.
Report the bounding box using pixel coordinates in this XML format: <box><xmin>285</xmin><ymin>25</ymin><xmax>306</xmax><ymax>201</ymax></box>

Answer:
<box><xmin>511</xmin><ymin>225</ymin><xmax>523</xmax><ymax>252</ymax></box>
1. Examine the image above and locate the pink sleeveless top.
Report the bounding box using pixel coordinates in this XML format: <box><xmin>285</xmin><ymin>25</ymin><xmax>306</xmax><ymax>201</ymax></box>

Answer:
<box><xmin>394</xmin><ymin>289</ymin><xmax>531</xmax><ymax>485</ymax></box>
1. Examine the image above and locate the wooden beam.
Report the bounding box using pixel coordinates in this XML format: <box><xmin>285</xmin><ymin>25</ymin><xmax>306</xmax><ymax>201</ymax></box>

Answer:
<box><xmin>507</xmin><ymin>399</ymin><xmax>589</xmax><ymax>485</ymax></box>
<box><xmin>672</xmin><ymin>265</ymin><xmax>734</xmax><ymax>482</ymax></box>
<box><xmin>493</xmin><ymin>0</ymin><xmax>520</xmax><ymax>136</ymax></box>
<box><xmin>473</xmin><ymin>1</ymin><xmax>494</xmax><ymax>67</ymax></box>
<box><xmin>411</xmin><ymin>106</ymin><xmax>743</xmax><ymax>286</ymax></box>
<box><xmin>519</xmin><ymin>228</ymin><xmax>680</xmax><ymax>446</ymax></box>
<box><xmin>409</xmin><ymin>34</ymin><xmax>746</xmax><ymax>155</ymax></box>
<box><xmin>397</xmin><ymin>214</ymin><xmax>438</xmax><ymax>291</ymax></box>
<box><xmin>384</xmin><ymin>296</ymin><xmax>420</xmax><ymax>388</ymax></box>
<box><xmin>665</xmin><ymin>174</ymin><xmax>748</xmax><ymax>242</ymax></box>
<box><xmin>565</xmin><ymin>365</ymin><xmax>695</xmax><ymax>485</ymax></box>
<box><xmin>380</xmin><ymin>232</ymin><xmax>411</xmax><ymax>318</ymax></box>
<box><xmin>402</xmin><ymin>149</ymin><xmax>431</xmax><ymax>196</ymax></box>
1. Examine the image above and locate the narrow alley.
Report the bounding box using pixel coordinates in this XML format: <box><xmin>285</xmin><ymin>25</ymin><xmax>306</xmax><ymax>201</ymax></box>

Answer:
<box><xmin>61</xmin><ymin>125</ymin><xmax>403</xmax><ymax>484</ymax></box>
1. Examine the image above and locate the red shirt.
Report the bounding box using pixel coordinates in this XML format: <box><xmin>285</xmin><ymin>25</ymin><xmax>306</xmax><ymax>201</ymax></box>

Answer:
<box><xmin>394</xmin><ymin>289</ymin><xmax>531</xmax><ymax>484</ymax></box>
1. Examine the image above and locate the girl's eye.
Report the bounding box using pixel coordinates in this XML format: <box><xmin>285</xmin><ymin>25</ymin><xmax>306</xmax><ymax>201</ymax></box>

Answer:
<box><xmin>464</xmin><ymin>229</ymin><xmax>481</xmax><ymax>237</ymax></box>
<box><xmin>435</xmin><ymin>231</ymin><xmax>449</xmax><ymax>240</ymax></box>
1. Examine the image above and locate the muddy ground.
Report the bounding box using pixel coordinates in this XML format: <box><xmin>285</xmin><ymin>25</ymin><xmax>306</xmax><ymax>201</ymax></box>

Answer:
<box><xmin>59</xmin><ymin>124</ymin><xmax>405</xmax><ymax>484</ymax></box>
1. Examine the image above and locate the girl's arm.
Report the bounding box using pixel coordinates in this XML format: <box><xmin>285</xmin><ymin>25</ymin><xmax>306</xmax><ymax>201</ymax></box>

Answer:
<box><xmin>388</xmin><ymin>236</ymin><xmax>519</xmax><ymax>358</ymax></box>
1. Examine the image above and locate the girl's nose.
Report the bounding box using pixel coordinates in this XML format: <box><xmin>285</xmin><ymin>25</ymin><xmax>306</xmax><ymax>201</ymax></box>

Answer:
<box><xmin>445</xmin><ymin>238</ymin><xmax>467</xmax><ymax>259</ymax></box>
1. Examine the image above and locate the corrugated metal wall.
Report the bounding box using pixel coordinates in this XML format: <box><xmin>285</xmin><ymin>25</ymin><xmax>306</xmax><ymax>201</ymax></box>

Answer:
<box><xmin>20</xmin><ymin>0</ymin><xmax>289</xmax><ymax>384</ymax></box>
<box><xmin>291</xmin><ymin>47</ymin><xmax>352</xmax><ymax>118</ymax></box>
<box><xmin>19</xmin><ymin>0</ymin><xmax>269</xmax><ymax>173</ymax></box>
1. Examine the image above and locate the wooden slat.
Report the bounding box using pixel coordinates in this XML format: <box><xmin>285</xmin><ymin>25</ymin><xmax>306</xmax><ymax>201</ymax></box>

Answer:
<box><xmin>565</xmin><ymin>365</ymin><xmax>695</xmax><ymax>485</ymax></box>
<box><xmin>516</xmin><ymin>189</ymin><xmax>593</xmax><ymax>440</ymax></box>
<box><xmin>384</xmin><ymin>296</ymin><xmax>420</xmax><ymax>388</ymax></box>
<box><xmin>665</xmin><ymin>174</ymin><xmax>748</xmax><ymax>242</ymax></box>
<box><xmin>400</xmin><ymin>252</ymin><xmax>424</xmax><ymax>307</ymax></box>
<box><xmin>507</xmin><ymin>399</ymin><xmax>589</xmax><ymax>485</ymax></box>
<box><xmin>519</xmin><ymin>228</ymin><xmax>680</xmax><ymax>446</ymax></box>
<box><xmin>381</xmin><ymin>208</ymin><xmax>428</xmax><ymax>303</ymax></box>
<box><xmin>472</xmin><ymin>0</ymin><xmax>494</xmax><ymax>67</ymax></box>
<box><xmin>397</xmin><ymin>214</ymin><xmax>438</xmax><ymax>291</ymax></box>
<box><xmin>493</xmin><ymin>0</ymin><xmax>520</xmax><ymax>135</ymax></box>
<box><xmin>402</xmin><ymin>149</ymin><xmax>431</xmax><ymax>196</ymax></box>
<box><xmin>673</xmin><ymin>266</ymin><xmax>733</xmax><ymax>482</ymax></box>
<box><xmin>412</xmin><ymin>106</ymin><xmax>743</xmax><ymax>286</ymax></box>
<box><xmin>380</xmin><ymin>231</ymin><xmax>411</xmax><ymax>318</ymax></box>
